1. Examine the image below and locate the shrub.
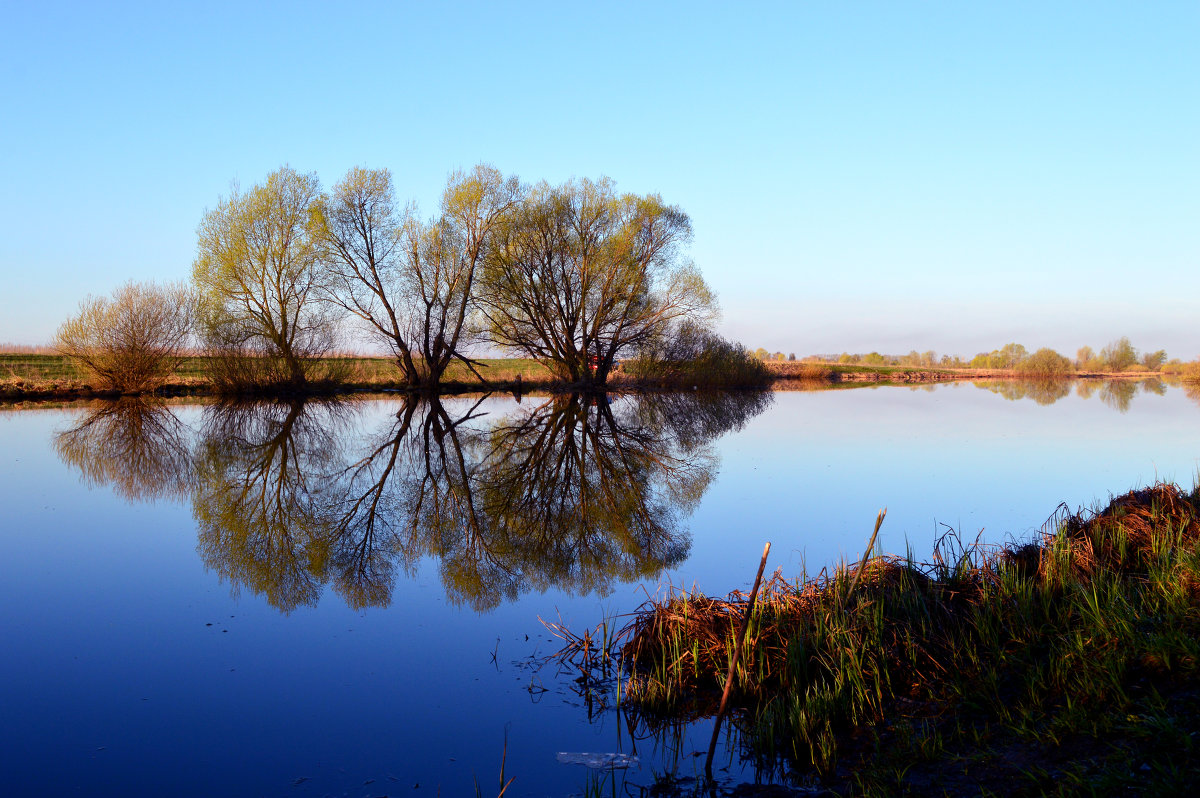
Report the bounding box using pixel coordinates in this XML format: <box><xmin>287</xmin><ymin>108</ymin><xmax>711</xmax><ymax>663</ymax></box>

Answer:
<box><xmin>626</xmin><ymin>323</ymin><xmax>771</xmax><ymax>388</ymax></box>
<box><xmin>1014</xmin><ymin>347</ymin><xmax>1072</xmax><ymax>377</ymax></box>
<box><xmin>54</xmin><ymin>280</ymin><xmax>194</xmax><ymax>393</ymax></box>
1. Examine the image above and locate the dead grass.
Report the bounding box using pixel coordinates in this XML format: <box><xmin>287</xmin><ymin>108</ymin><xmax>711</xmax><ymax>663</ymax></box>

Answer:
<box><xmin>560</xmin><ymin>484</ymin><xmax>1200</xmax><ymax>792</ymax></box>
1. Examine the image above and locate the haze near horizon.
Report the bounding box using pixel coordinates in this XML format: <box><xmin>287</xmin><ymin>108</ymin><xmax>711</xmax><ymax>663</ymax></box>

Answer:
<box><xmin>0</xmin><ymin>1</ymin><xmax>1196</xmax><ymax>358</ymax></box>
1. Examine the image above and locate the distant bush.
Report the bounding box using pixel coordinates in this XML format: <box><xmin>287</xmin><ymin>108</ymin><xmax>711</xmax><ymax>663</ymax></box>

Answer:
<box><xmin>54</xmin><ymin>280</ymin><xmax>194</xmax><ymax>393</ymax></box>
<box><xmin>627</xmin><ymin>323</ymin><xmax>771</xmax><ymax>388</ymax></box>
<box><xmin>1180</xmin><ymin>361</ymin><xmax>1200</xmax><ymax>383</ymax></box>
<box><xmin>1141</xmin><ymin>350</ymin><xmax>1167</xmax><ymax>371</ymax></box>
<box><xmin>1015</xmin><ymin>348</ymin><xmax>1073</xmax><ymax>377</ymax></box>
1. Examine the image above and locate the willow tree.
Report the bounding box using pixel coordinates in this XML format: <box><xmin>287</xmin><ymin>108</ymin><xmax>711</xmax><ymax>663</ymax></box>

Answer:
<box><xmin>193</xmin><ymin>166</ymin><xmax>335</xmax><ymax>388</ymax></box>
<box><xmin>477</xmin><ymin>177</ymin><xmax>715</xmax><ymax>386</ymax></box>
<box><xmin>313</xmin><ymin>164</ymin><xmax>520</xmax><ymax>388</ymax></box>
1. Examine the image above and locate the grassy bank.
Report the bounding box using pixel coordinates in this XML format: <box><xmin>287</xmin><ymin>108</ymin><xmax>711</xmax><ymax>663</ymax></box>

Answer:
<box><xmin>0</xmin><ymin>353</ymin><xmax>560</xmax><ymax>400</ymax></box>
<box><xmin>0</xmin><ymin>352</ymin><xmax>1176</xmax><ymax>402</ymax></box>
<box><xmin>574</xmin><ymin>485</ymin><xmax>1200</xmax><ymax>795</ymax></box>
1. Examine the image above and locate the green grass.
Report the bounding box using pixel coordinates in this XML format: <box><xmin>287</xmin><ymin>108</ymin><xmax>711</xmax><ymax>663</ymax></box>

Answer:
<box><xmin>594</xmin><ymin>484</ymin><xmax>1200</xmax><ymax>794</ymax></box>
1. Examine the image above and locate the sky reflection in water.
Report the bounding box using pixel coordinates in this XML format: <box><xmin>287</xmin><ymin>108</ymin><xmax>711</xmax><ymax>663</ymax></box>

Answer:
<box><xmin>1</xmin><ymin>381</ymin><xmax>1198</xmax><ymax>795</ymax></box>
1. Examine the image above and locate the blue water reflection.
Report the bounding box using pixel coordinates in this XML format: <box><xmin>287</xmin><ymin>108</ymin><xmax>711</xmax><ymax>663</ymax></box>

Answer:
<box><xmin>1</xmin><ymin>381</ymin><xmax>1198</xmax><ymax>795</ymax></box>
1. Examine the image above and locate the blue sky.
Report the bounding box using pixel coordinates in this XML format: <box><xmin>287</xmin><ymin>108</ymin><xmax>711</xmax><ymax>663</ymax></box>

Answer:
<box><xmin>2</xmin><ymin>1</ymin><xmax>1196</xmax><ymax>358</ymax></box>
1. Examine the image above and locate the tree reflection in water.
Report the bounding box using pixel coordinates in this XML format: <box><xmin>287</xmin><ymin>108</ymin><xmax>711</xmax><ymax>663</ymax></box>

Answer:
<box><xmin>978</xmin><ymin>378</ymin><xmax>1160</xmax><ymax>412</ymax></box>
<box><xmin>54</xmin><ymin>391</ymin><xmax>771</xmax><ymax>612</ymax></box>
<box><xmin>976</xmin><ymin>379</ymin><xmax>1072</xmax><ymax>406</ymax></box>
<box><xmin>54</xmin><ymin>398</ymin><xmax>195</xmax><ymax>502</ymax></box>
<box><xmin>192</xmin><ymin>400</ymin><xmax>355</xmax><ymax>612</ymax></box>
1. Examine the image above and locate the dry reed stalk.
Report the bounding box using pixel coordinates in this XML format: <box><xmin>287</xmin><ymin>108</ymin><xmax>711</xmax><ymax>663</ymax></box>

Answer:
<box><xmin>705</xmin><ymin>541</ymin><xmax>770</xmax><ymax>780</ymax></box>
<box><xmin>847</xmin><ymin>509</ymin><xmax>887</xmax><ymax>598</ymax></box>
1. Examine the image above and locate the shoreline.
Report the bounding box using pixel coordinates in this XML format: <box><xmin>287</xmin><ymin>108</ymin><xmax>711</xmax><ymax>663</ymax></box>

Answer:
<box><xmin>0</xmin><ymin>364</ymin><xmax>1175</xmax><ymax>405</ymax></box>
<box><xmin>561</xmin><ymin>483</ymin><xmax>1200</xmax><ymax>795</ymax></box>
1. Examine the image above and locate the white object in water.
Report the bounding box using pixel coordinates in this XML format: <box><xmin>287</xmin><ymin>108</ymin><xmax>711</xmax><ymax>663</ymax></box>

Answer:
<box><xmin>555</xmin><ymin>751</ymin><xmax>639</xmax><ymax>769</ymax></box>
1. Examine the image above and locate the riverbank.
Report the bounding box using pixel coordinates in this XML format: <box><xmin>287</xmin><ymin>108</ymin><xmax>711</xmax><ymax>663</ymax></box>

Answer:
<box><xmin>0</xmin><ymin>353</ymin><xmax>1176</xmax><ymax>403</ymax></box>
<box><xmin>764</xmin><ymin>360</ymin><xmax>1169</xmax><ymax>385</ymax></box>
<box><xmin>574</xmin><ymin>484</ymin><xmax>1200</xmax><ymax>795</ymax></box>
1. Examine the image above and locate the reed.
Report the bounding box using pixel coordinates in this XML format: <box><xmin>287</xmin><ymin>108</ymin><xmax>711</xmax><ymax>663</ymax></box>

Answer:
<box><xmin>570</xmin><ymin>484</ymin><xmax>1200</xmax><ymax>792</ymax></box>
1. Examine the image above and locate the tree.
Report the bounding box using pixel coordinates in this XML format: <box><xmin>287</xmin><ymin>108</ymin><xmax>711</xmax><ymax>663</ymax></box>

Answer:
<box><xmin>1141</xmin><ymin>349</ymin><xmax>1167</xmax><ymax>371</ymax></box>
<box><xmin>1100</xmin><ymin>337</ymin><xmax>1137</xmax><ymax>372</ymax></box>
<box><xmin>54</xmin><ymin>280</ymin><xmax>194</xmax><ymax>393</ymax></box>
<box><xmin>477</xmin><ymin>177</ymin><xmax>715</xmax><ymax>386</ymax></box>
<box><xmin>193</xmin><ymin>166</ymin><xmax>335</xmax><ymax>388</ymax></box>
<box><xmin>995</xmin><ymin>342</ymin><xmax>1028</xmax><ymax>370</ymax></box>
<box><xmin>1076</xmin><ymin>346</ymin><xmax>1094</xmax><ymax>368</ymax></box>
<box><xmin>313</xmin><ymin>164</ymin><xmax>520</xmax><ymax>387</ymax></box>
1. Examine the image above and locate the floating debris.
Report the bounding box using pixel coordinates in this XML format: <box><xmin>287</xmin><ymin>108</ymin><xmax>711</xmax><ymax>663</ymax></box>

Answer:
<box><xmin>555</xmin><ymin>751</ymin><xmax>638</xmax><ymax>769</ymax></box>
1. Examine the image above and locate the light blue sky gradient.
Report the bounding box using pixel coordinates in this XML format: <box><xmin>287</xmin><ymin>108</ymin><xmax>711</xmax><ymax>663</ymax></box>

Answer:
<box><xmin>2</xmin><ymin>1</ymin><xmax>1196</xmax><ymax>358</ymax></box>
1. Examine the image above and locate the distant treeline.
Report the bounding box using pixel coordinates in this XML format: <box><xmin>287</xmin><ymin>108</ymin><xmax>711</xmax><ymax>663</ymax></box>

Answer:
<box><xmin>757</xmin><ymin>338</ymin><xmax>1198</xmax><ymax>378</ymax></box>
<box><xmin>43</xmin><ymin>165</ymin><xmax>769</xmax><ymax>396</ymax></box>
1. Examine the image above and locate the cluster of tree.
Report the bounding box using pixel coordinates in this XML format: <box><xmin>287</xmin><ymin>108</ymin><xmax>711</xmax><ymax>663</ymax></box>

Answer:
<box><xmin>53</xmin><ymin>391</ymin><xmax>771</xmax><ymax>611</ymax></box>
<box><xmin>801</xmin><ymin>338</ymin><xmax>1172</xmax><ymax>375</ymax></box>
<box><xmin>830</xmin><ymin>351</ymin><xmax>963</xmax><ymax>367</ymax></box>
<box><xmin>1074</xmin><ymin>339</ymin><xmax>1167</xmax><ymax>373</ymax></box>
<box><xmin>751</xmin><ymin>348</ymin><xmax>797</xmax><ymax>362</ymax></box>
<box><xmin>55</xmin><ymin>165</ymin><xmax>743</xmax><ymax>394</ymax></box>
<box><xmin>970</xmin><ymin>339</ymin><xmax>1167</xmax><ymax>373</ymax></box>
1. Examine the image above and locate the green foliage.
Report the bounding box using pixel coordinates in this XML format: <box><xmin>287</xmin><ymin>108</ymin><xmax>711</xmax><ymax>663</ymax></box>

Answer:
<box><xmin>193</xmin><ymin>166</ymin><xmax>335</xmax><ymax>389</ymax></box>
<box><xmin>313</xmin><ymin>164</ymin><xmax>521</xmax><ymax>387</ymax></box>
<box><xmin>478</xmin><ymin>177</ymin><xmax>714</xmax><ymax>386</ymax></box>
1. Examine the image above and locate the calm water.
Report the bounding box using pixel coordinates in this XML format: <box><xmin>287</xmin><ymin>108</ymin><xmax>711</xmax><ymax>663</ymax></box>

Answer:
<box><xmin>2</xmin><ymin>381</ymin><xmax>1198</xmax><ymax>796</ymax></box>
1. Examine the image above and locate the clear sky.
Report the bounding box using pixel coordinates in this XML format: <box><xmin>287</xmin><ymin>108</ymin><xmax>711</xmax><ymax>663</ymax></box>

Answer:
<box><xmin>2</xmin><ymin>1</ymin><xmax>1196</xmax><ymax>359</ymax></box>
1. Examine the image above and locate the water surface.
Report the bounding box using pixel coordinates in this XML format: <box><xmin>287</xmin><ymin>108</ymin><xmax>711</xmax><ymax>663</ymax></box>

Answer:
<box><xmin>2</xmin><ymin>381</ymin><xmax>1197</xmax><ymax>795</ymax></box>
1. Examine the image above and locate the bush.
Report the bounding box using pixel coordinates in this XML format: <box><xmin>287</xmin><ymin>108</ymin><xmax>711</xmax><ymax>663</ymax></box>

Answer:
<box><xmin>54</xmin><ymin>280</ymin><xmax>194</xmax><ymax>393</ymax></box>
<box><xmin>1014</xmin><ymin>347</ymin><xmax>1072</xmax><ymax>377</ymax></box>
<box><xmin>626</xmin><ymin>323</ymin><xmax>771</xmax><ymax>388</ymax></box>
<box><xmin>1181</xmin><ymin>360</ymin><xmax>1200</xmax><ymax>383</ymax></box>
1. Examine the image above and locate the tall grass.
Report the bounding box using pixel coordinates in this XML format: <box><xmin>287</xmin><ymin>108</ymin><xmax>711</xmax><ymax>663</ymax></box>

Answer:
<box><xmin>590</xmin><ymin>484</ymin><xmax>1200</xmax><ymax>791</ymax></box>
